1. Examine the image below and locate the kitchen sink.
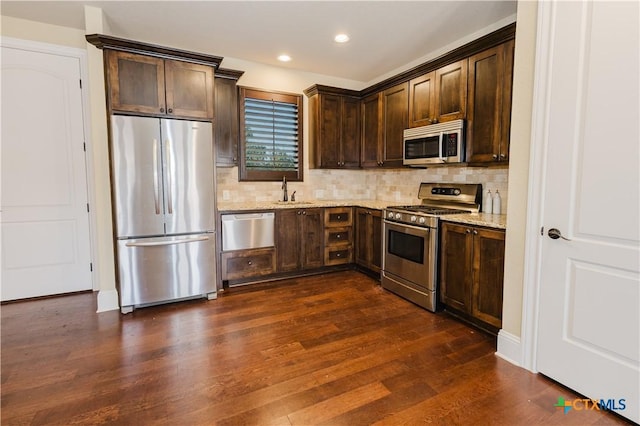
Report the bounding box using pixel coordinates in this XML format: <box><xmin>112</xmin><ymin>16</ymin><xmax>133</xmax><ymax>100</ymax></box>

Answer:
<box><xmin>274</xmin><ymin>201</ymin><xmax>316</xmax><ymax>206</ymax></box>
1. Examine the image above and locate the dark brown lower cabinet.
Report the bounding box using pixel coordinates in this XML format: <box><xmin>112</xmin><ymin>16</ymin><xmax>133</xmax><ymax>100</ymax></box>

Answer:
<box><xmin>440</xmin><ymin>222</ymin><xmax>505</xmax><ymax>332</ymax></box>
<box><xmin>276</xmin><ymin>208</ymin><xmax>324</xmax><ymax>273</ymax></box>
<box><xmin>221</xmin><ymin>248</ymin><xmax>275</xmax><ymax>281</ymax></box>
<box><xmin>355</xmin><ymin>208</ymin><xmax>382</xmax><ymax>276</ymax></box>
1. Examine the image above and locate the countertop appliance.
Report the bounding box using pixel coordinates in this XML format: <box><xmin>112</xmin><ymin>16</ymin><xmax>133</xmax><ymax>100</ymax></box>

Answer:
<box><xmin>221</xmin><ymin>212</ymin><xmax>275</xmax><ymax>251</ymax></box>
<box><xmin>382</xmin><ymin>182</ymin><xmax>482</xmax><ymax>312</ymax></box>
<box><xmin>111</xmin><ymin>115</ymin><xmax>217</xmax><ymax>314</ymax></box>
<box><xmin>403</xmin><ymin>119</ymin><xmax>465</xmax><ymax>166</ymax></box>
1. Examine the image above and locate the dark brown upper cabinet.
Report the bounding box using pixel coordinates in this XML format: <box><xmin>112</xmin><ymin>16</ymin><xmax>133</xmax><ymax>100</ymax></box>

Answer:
<box><xmin>360</xmin><ymin>92</ymin><xmax>383</xmax><ymax>168</ymax></box>
<box><xmin>408</xmin><ymin>72</ymin><xmax>436</xmax><ymax>127</ymax></box>
<box><xmin>408</xmin><ymin>59</ymin><xmax>467</xmax><ymax>128</ymax></box>
<box><xmin>380</xmin><ymin>82</ymin><xmax>409</xmax><ymax>168</ymax></box>
<box><xmin>306</xmin><ymin>87</ymin><xmax>361</xmax><ymax>169</ymax></box>
<box><xmin>106</xmin><ymin>50</ymin><xmax>214</xmax><ymax>119</ymax></box>
<box><xmin>214</xmin><ymin>69</ymin><xmax>244</xmax><ymax>167</ymax></box>
<box><xmin>466</xmin><ymin>40</ymin><xmax>515</xmax><ymax>164</ymax></box>
<box><xmin>361</xmin><ymin>82</ymin><xmax>408</xmax><ymax>169</ymax></box>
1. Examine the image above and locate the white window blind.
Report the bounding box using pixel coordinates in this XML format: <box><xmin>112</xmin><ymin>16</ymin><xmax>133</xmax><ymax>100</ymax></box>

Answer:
<box><xmin>244</xmin><ymin>97</ymin><xmax>299</xmax><ymax>172</ymax></box>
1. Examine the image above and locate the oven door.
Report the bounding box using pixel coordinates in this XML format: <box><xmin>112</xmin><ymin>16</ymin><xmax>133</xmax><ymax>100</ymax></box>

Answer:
<box><xmin>382</xmin><ymin>220</ymin><xmax>438</xmax><ymax>311</ymax></box>
<box><xmin>382</xmin><ymin>220</ymin><xmax>436</xmax><ymax>289</ymax></box>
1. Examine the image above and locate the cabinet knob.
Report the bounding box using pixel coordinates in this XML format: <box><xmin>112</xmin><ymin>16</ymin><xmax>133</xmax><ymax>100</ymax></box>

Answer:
<box><xmin>473</xmin><ymin>230</ymin><xmax>478</xmax><ymax>235</ymax></box>
<box><xmin>500</xmin><ymin>153</ymin><xmax>506</xmax><ymax>159</ymax></box>
<box><xmin>337</xmin><ymin>234</ymin><xmax>341</xmax><ymax>239</ymax></box>
<box><xmin>297</xmin><ymin>211</ymin><xmax>301</xmax><ymax>215</ymax></box>
<box><xmin>302</xmin><ymin>211</ymin><xmax>307</xmax><ymax>215</ymax></box>
<box><xmin>247</xmin><ymin>261</ymin><xmax>253</xmax><ymax>265</ymax></box>
<box><xmin>492</xmin><ymin>154</ymin><xmax>498</xmax><ymax>160</ymax></box>
<box><xmin>432</xmin><ymin>118</ymin><xmax>438</xmax><ymax>124</ymax></box>
<box><xmin>160</xmin><ymin>107</ymin><xmax>165</xmax><ymax>113</ymax></box>
<box><xmin>336</xmin><ymin>253</ymin><xmax>342</xmax><ymax>257</ymax></box>
<box><xmin>168</xmin><ymin>108</ymin><xmax>173</xmax><ymax>113</ymax></box>
<box><xmin>466</xmin><ymin>229</ymin><xmax>472</xmax><ymax>234</ymax></box>
<box><xmin>337</xmin><ymin>215</ymin><xmax>341</xmax><ymax>219</ymax></box>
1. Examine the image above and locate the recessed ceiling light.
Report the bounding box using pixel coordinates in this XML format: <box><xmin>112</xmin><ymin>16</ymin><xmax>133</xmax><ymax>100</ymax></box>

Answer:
<box><xmin>278</xmin><ymin>54</ymin><xmax>291</xmax><ymax>62</ymax></box>
<box><xmin>334</xmin><ymin>34</ymin><xmax>350</xmax><ymax>43</ymax></box>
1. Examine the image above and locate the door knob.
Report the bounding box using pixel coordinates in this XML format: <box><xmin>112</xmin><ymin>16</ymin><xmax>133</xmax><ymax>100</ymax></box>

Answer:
<box><xmin>548</xmin><ymin>228</ymin><xmax>571</xmax><ymax>241</ymax></box>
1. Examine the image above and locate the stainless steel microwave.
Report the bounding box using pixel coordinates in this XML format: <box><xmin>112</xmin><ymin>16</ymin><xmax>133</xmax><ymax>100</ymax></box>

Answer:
<box><xmin>403</xmin><ymin>119</ymin><xmax>465</xmax><ymax>166</ymax></box>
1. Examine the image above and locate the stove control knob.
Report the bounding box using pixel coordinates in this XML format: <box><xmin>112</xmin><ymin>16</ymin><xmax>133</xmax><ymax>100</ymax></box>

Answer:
<box><xmin>388</xmin><ymin>212</ymin><xmax>395</xmax><ymax>219</ymax></box>
<box><xmin>410</xmin><ymin>215</ymin><xmax>417</xmax><ymax>223</ymax></box>
<box><xmin>418</xmin><ymin>217</ymin><xmax>426</xmax><ymax>224</ymax></box>
<box><xmin>395</xmin><ymin>213</ymin><xmax>402</xmax><ymax>220</ymax></box>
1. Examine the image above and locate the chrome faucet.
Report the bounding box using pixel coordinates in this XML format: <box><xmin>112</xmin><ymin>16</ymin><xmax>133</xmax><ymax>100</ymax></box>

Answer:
<box><xmin>282</xmin><ymin>176</ymin><xmax>288</xmax><ymax>202</ymax></box>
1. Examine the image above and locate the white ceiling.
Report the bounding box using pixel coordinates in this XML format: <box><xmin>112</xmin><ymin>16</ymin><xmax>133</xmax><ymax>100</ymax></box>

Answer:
<box><xmin>1</xmin><ymin>1</ymin><xmax>517</xmax><ymax>83</ymax></box>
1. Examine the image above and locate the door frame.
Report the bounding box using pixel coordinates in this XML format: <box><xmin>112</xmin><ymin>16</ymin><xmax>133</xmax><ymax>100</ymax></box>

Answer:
<box><xmin>518</xmin><ymin>1</ymin><xmax>559</xmax><ymax>373</ymax></box>
<box><xmin>1</xmin><ymin>36</ymin><xmax>99</xmax><ymax>292</ymax></box>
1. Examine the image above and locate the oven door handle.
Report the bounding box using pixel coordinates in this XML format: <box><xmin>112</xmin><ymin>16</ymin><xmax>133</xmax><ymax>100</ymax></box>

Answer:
<box><xmin>384</xmin><ymin>220</ymin><xmax>433</xmax><ymax>232</ymax></box>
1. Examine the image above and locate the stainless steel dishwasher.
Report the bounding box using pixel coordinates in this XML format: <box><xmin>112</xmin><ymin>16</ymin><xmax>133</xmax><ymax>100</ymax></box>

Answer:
<box><xmin>221</xmin><ymin>212</ymin><xmax>275</xmax><ymax>251</ymax></box>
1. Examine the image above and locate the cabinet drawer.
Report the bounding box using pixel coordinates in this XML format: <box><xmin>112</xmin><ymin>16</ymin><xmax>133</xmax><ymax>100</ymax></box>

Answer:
<box><xmin>221</xmin><ymin>248</ymin><xmax>275</xmax><ymax>281</ymax></box>
<box><xmin>324</xmin><ymin>247</ymin><xmax>352</xmax><ymax>266</ymax></box>
<box><xmin>324</xmin><ymin>227</ymin><xmax>353</xmax><ymax>246</ymax></box>
<box><xmin>324</xmin><ymin>207</ymin><xmax>352</xmax><ymax>227</ymax></box>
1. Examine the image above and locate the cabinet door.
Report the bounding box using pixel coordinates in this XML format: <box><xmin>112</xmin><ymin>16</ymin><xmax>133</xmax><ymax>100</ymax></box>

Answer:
<box><xmin>341</xmin><ymin>96</ymin><xmax>361</xmax><ymax>168</ymax></box>
<box><xmin>355</xmin><ymin>208</ymin><xmax>382</xmax><ymax>274</ymax></box>
<box><xmin>275</xmin><ymin>209</ymin><xmax>300</xmax><ymax>272</ymax></box>
<box><xmin>370</xmin><ymin>210</ymin><xmax>383</xmax><ymax>273</ymax></box>
<box><xmin>408</xmin><ymin>72</ymin><xmax>436</xmax><ymax>127</ymax></box>
<box><xmin>214</xmin><ymin>77</ymin><xmax>239</xmax><ymax>166</ymax></box>
<box><xmin>318</xmin><ymin>94</ymin><xmax>342</xmax><ymax>168</ymax></box>
<box><xmin>381</xmin><ymin>82</ymin><xmax>408</xmax><ymax>167</ymax></box>
<box><xmin>471</xmin><ymin>228</ymin><xmax>505</xmax><ymax>328</ymax></box>
<box><xmin>440</xmin><ymin>222</ymin><xmax>473</xmax><ymax>312</ymax></box>
<box><xmin>361</xmin><ymin>93</ymin><xmax>382</xmax><ymax>168</ymax></box>
<box><xmin>434</xmin><ymin>60</ymin><xmax>467</xmax><ymax>122</ymax></box>
<box><xmin>300</xmin><ymin>208</ymin><xmax>324</xmax><ymax>269</ymax></box>
<box><xmin>355</xmin><ymin>208</ymin><xmax>369</xmax><ymax>266</ymax></box>
<box><xmin>164</xmin><ymin>60</ymin><xmax>214</xmax><ymax>119</ymax></box>
<box><xmin>106</xmin><ymin>50</ymin><xmax>166</xmax><ymax>115</ymax></box>
<box><xmin>466</xmin><ymin>41</ymin><xmax>514</xmax><ymax>163</ymax></box>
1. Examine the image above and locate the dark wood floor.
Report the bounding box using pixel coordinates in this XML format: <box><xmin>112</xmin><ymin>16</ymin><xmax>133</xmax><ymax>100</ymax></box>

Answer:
<box><xmin>1</xmin><ymin>271</ymin><xmax>631</xmax><ymax>425</ymax></box>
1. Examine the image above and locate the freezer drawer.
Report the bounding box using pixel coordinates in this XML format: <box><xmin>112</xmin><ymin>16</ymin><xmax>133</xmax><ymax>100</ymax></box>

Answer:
<box><xmin>117</xmin><ymin>233</ymin><xmax>216</xmax><ymax>312</ymax></box>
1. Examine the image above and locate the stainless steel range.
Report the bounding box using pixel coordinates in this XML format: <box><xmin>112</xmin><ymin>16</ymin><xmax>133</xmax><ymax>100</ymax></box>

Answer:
<box><xmin>382</xmin><ymin>182</ymin><xmax>482</xmax><ymax>312</ymax></box>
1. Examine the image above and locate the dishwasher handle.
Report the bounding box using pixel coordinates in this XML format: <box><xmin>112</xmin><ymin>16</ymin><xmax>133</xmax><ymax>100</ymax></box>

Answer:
<box><xmin>221</xmin><ymin>212</ymin><xmax>275</xmax><ymax>221</ymax></box>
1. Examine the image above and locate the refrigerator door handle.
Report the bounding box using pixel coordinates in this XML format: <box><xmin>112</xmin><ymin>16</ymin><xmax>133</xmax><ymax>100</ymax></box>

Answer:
<box><xmin>165</xmin><ymin>138</ymin><xmax>173</xmax><ymax>215</ymax></box>
<box><xmin>125</xmin><ymin>235</ymin><xmax>210</xmax><ymax>247</ymax></box>
<box><xmin>152</xmin><ymin>138</ymin><xmax>161</xmax><ymax>214</ymax></box>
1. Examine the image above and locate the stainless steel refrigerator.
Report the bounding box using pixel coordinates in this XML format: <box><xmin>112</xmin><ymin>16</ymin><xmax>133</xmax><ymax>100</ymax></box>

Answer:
<box><xmin>110</xmin><ymin>115</ymin><xmax>217</xmax><ymax>313</ymax></box>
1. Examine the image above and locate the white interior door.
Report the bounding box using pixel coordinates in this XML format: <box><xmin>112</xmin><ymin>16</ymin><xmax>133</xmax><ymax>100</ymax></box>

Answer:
<box><xmin>1</xmin><ymin>45</ymin><xmax>92</xmax><ymax>300</ymax></box>
<box><xmin>535</xmin><ymin>2</ymin><xmax>639</xmax><ymax>423</ymax></box>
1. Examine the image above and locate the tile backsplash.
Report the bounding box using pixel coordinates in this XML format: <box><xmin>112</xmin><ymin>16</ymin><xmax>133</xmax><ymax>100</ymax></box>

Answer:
<box><xmin>217</xmin><ymin>165</ymin><xmax>509</xmax><ymax>213</ymax></box>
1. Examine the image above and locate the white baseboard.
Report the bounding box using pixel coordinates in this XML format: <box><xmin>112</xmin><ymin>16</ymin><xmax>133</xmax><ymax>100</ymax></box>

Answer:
<box><xmin>96</xmin><ymin>289</ymin><xmax>119</xmax><ymax>313</ymax></box>
<box><xmin>496</xmin><ymin>330</ymin><xmax>522</xmax><ymax>366</ymax></box>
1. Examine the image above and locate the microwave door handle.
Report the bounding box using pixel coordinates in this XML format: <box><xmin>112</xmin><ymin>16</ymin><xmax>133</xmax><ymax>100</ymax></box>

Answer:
<box><xmin>438</xmin><ymin>132</ymin><xmax>446</xmax><ymax>162</ymax></box>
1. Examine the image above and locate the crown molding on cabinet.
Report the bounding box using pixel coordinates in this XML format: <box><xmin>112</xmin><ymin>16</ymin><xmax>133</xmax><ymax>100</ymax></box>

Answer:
<box><xmin>85</xmin><ymin>34</ymin><xmax>223</xmax><ymax>68</ymax></box>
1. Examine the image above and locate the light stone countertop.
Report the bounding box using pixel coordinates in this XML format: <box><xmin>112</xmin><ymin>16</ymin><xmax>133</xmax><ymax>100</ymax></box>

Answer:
<box><xmin>440</xmin><ymin>213</ymin><xmax>507</xmax><ymax>230</ymax></box>
<box><xmin>217</xmin><ymin>199</ymin><xmax>390</xmax><ymax>212</ymax></box>
<box><xmin>217</xmin><ymin>200</ymin><xmax>507</xmax><ymax>230</ymax></box>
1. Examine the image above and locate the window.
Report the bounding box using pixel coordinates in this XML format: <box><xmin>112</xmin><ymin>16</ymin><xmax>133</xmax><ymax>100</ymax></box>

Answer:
<box><xmin>239</xmin><ymin>87</ymin><xmax>303</xmax><ymax>181</ymax></box>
